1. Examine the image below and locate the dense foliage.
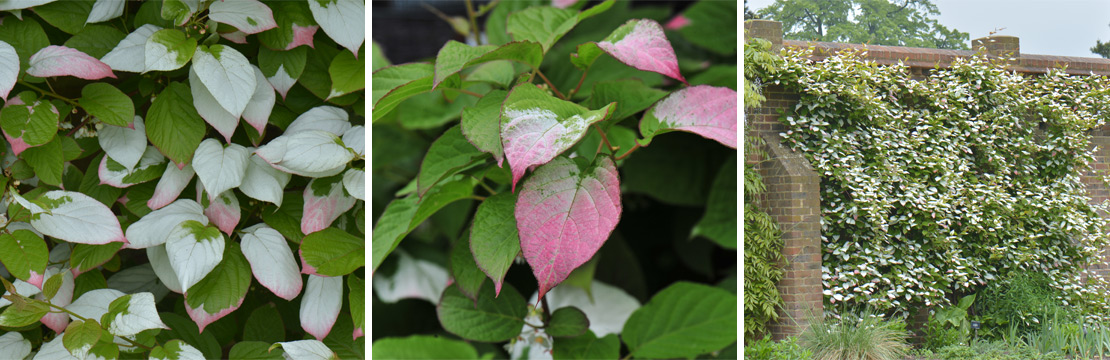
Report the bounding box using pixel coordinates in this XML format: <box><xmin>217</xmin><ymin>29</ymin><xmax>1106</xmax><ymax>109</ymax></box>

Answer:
<box><xmin>770</xmin><ymin>45</ymin><xmax>1110</xmax><ymax>322</ymax></box>
<box><xmin>0</xmin><ymin>0</ymin><xmax>366</xmax><ymax>358</ymax></box>
<box><xmin>757</xmin><ymin>0</ymin><xmax>969</xmax><ymax>50</ymax></box>
<box><xmin>370</xmin><ymin>0</ymin><xmax>738</xmax><ymax>359</ymax></box>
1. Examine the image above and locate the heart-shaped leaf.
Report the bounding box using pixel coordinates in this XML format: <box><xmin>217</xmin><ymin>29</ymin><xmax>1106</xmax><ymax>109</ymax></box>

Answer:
<box><xmin>203</xmin><ymin>190</ymin><xmax>241</xmax><ymax>235</ymax></box>
<box><xmin>148</xmin><ymin>163</ymin><xmax>195</xmax><ymax>210</ymax></box>
<box><xmin>191</xmin><ymin>44</ymin><xmax>256</xmax><ymax>118</ymax></box>
<box><xmin>307</xmin><ymin>0</ymin><xmax>364</xmax><ymax>55</ymax></box>
<box><xmin>24</xmin><ymin>190</ymin><xmax>127</xmax><ymax>245</ymax></box>
<box><xmin>501</xmin><ymin>83</ymin><xmax>614</xmax><ymax>190</ymax></box>
<box><xmin>621</xmin><ymin>282</ymin><xmax>737</xmax><ymax>358</ymax></box>
<box><xmin>192</xmin><ymin>138</ymin><xmax>249</xmax><ymax>202</ymax></box>
<box><xmin>26</xmin><ymin>45</ymin><xmax>115</xmax><ymax>80</ymax></box>
<box><xmin>126</xmin><ymin>199</ymin><xmax>207</xmax><ymax>249</ymax></box>
<box><xmin>328</xmin><ymin>49</ymin><xmax>364</xmax><ymax>98</ymax></box>
<box><xmin>437</xmin><ymin>282</ymin><xmax>527</xmax><ymax>342</ymax></box>
<box><xmin>0</xmin><ymin>41</ymin><xmax>17</xmax><ymax>99</ymax></box>
<box><xmin>300</xmin><ymin>275</ymin><xmax>342</xmax><ymax>340</ymax></box>
<box><xmin>101</xmin><ymin>24</ymin><xmax>161</xmax><ymax>73</ymax></box>
<box><xmin>0</xmin><ymin>332</ymin><xmax>31</xmax><ymax>360</ymax></box>
<box><xmin>597</xmin><ymin>19</ymin><xmax>685</xmax><ymax>83</ymax></box>
<box><xmin>254</xmin><ymin>130</ymin><xmax>352</xmax><ymax>178</ymax></box>
<box><xmin>0</xmin><ymin>230</ymin><xmax>48</xmax><ymax>283</ymax></box>
<box><xmin>243</xmin><ymin>66</ymin><xmax>276</xmax><ymax>135</ymax></box>
<box><xmin>144</xmin><ymin>28</ymin><xmax>196</xmax><ymax>72</ymax></box>
<box><xmin>469</xmin><ymin>191</ymin><xmax>520</xmax><ymax>296</ymax></box>
<box><xmin>183</xmin><ymin>241</ymin><xmax>250</xmax><ymax>332</ymax></box>
<box><xmin>87</xmin><ymin>0</ymin><xmax>124</xmax><ymax>24</ymax></box>
<box><xmin>80</xmin><ymin>82</ymin><xmax>134</xmax><ymax>127</ymax></box>
<box><xmin>145</xmin><ymin>82</ymin><xmax>206</xmax><ymax>168</ymax></box>
<box><xmin>516</xmin><ymin>156</ymin><xmax>621</xmax><ymax>299</ymax></box>
<box><xmin>286</xmin><ymin>106</ymin><xmax>350</xmax><ymax>136</ymax></box>
<box><xmin>640</xmin><ymin>85</ymin><xmax>737</xmax><ymax>148</ymax></box>
<box><xmin>208</xmin><ymin>0</ymin><xmax>276</xmax><ymax>34</ymax></box>
<box><xmin>101</xmin><ymin>292</ymin><xmax>169</xmax><ymax>336</ymax></box>
<box><xmin>165</xmin><ymin>220</ymin><xmax>224</xmax><ymax>291</ymax></box>
<box><xmin>301</xmin><ymin>175</ymin><xmax>356</xmax><ymax>235</ymax></box>
<box><xmin>240</xmin><ymin>224</ymin><xmax>301</xmax><ymax>300</ymax></box>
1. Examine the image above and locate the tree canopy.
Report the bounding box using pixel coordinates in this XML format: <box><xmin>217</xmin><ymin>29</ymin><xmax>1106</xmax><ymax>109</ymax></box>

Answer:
<box><xmin>757</xmin><ymin>0</ymin><xmax>969</xmax><ymax>50</ymax></box>
<box><xmin>1093</xmin><ymin>24</ymin><xmax>1110</xmax><ymax>58</ymax></box>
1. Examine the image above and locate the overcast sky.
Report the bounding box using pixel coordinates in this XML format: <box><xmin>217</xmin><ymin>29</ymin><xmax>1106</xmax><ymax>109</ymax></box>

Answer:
<box><xmin>745</xmin><ymin>0</ymin><xmax>1110</xmax><ymax>58</ymax></box>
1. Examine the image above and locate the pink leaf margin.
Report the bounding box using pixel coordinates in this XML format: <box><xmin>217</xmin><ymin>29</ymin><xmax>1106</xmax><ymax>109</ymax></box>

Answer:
<box><xmin>26</xmin><ymin>46</ymin><xmax>115</xmax><ymax>80</ymax></box>
<box><xmin>646</xmin><ymin>85</ymin><xmax>738</xmax><ymax>149</ymax></box>
<box><xmin>597</xmin><ymin>19</ymin><xmax>686</xmax><ymax>84</ymax></box>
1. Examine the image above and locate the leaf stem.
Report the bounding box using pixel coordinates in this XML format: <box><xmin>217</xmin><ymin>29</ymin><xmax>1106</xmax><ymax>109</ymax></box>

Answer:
<box><xmin>540</xmin><ymin>296</ymin><xmax>552</xmax><ymax>326</ymax></box>
<box><xmin>16</xmin><ymin>80</ymin><xmax>81</xmax><ymax>108</ymax></box>
<box><xmin>475</xmin><ymin>178</ymin><xmax>497</xmax><ymax>196</ymax></box>
<box><xmin>614</xmin><ymin>141</ymin><xmax>642</xmax><ymax>161</ymax></box>
<box><xmin>568</xmin><ymin>69</ymin><xmax>590</xmax><ymax>98</ymax></box>
<box><xmin>464</xmin><ymin>0</ymin><xmax>481</xmax><ymax>45</ymax></box>
<box><xmin>534</xmin><ymin>70</ymin><xmax>567</xmax><ymax>100</ymax></box>
<box><xmin>66</xmin><ymin>116</ymin><xmax>92</xmax><ymax>137</ymax></box>
<box><xmin>593</xmin><ymin>125</ymin><xmax>614</xmax><ymax>152</ymax></box>
<box><xmin>452</xmin><ymin>88</ymin><xmax>484</xmax><ymax>98</ymax></box>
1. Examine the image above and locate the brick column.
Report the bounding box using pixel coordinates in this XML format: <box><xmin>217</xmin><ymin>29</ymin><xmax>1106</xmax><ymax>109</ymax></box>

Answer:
<box><xmin>971</xmin><ymin>35</ymin><xmax>1020</xmax><ymax>58</ymax></box>
<box><xmin>758</xmin><ymin>133</ymin><xmax>824</xmax><ymax>339</ymax></box>
<box><xmin>744</xmin><ymin>19</ymin><xmax>783</xmax><ymax>51</ymax></box>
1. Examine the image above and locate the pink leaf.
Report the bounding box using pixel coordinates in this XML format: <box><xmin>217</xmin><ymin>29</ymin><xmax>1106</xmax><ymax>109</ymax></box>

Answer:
<box><xmin>664</xmin><ymin>14</ymin><xmax>690</xmax><ymax>30</ymax></box>
<box><xmin>301</xmin><ymin>176</ymin><xmax>356</xmax><ymax>235</ymax></box>
<box><xmin>288</xmin><ymin>25</ymin><xmax>318</xmax><ymax>50</ymax></box>
<box><xmin>643</xmin><ymin>85</ymin><xmax>737</xmax><ymax>148</ymax></box>
<box><xmin>149</xmin><ymin>164</ymin><xmax>195</xmax><ymax>210</ymax></box>
<box><xmin>185</xmin><ymin>297</ymin><xmax>244</xmax><ymax>333</ymax></box>
<box><xmin>552</xmin><ymin>0</ymin><xmax>578</xmax><ymax>9</ymax></box>
<box><xmin>2</xmin><ymin>130</ymin><xmax>32</xmax><ymax>156</ymax></box>
<box><xmin>515</xmin><ymin>156</ymin><xmax>621</xmax><ymax>300</ymax></box>
<box><xmin>221</xmin><ymin>31</ymin><xmax>249</xmax><ymax>44</ymax></box>
<box><xmin>26</xmin><ymin>46</ymin><xmax>115</xmax><ymax>80</ymax></box>
<box><xmin>353</xmin><ymin>327</ymin><xmax>363</xmax><ymax>340</ymax></box>
<box><xmin>597</xmin><ymin>19</ymin><xmax>685</xmax><ymax>83</ymax></box>
<box><xmin>203</xmin><ymin>191</ymin><xmax>241</xmax><ymax>235</ymax></box>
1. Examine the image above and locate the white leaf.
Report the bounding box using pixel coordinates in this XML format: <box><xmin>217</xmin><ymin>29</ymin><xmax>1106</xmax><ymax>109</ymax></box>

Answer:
<box><xmin>66</xmin><ymin>288</ymin><xmax>125</xmax><ymax>321</ymax></box>
<box><xmin>240</xmin><ymin>224</ymin><xmax>302</xmax><ymax>300</ymax></box>
<box><xmin>0</xmin><ymin>279</ymin><xmax>41</xmax><ymax>308</ymax></box>
<box><xmin>285</xmin><ymin>106</ymin><xmax>350</xmax><ymax>136</ymax></box>
<box><xmin>0</xmin><ymin>332</ymin><xmax>30</xmax><ymax>360</ymax></box>
<box><xmin>165</xmin><ymin>220</ymin><xmax>224</xmax><ymax>291</ymax></box>
<box><xmin>204</xmin><ymin>190</ymin><xmax>240</xmax><ymax>235</ymax></box>
<box><xmin>300</xmin><ymin>275</ymin><xmax>342</xmax><ymax>340</ymax></box>
<box><xmin>29</xmin><ymin>191</ymin><xmax>126</xmax><ymax>245</ymax></box>
<box><xmin>125</xmin><ymin>199</ymin><xmax>207</xmax><ymax>249</ymax></box>
<box><xmin>164</xmin><ymin>0</ymin><xmax>198</xmax><ymax>26</ymax></box>
<box><xmin>275</xmin><ymin>340</ymin><xmax>336</xmax><ymax>360</ymax></box>
<box><xmin>308</xmin><ymin>0</ymin><xmax>364</xmax><ymax>55</ymax></box>
<box><xmin>36</xmin><ymin>267</ymin><xmax>74</xmax><ymax>333</ymax></box>
<box><xmin>146</xmin><ymin>245</ymin><xmax>183</xmax><ymax>293</ymax></box>
<box><xmin>106</xmin><ymin>264</ymin><xmax>169</xmax><ymax>301</ymax></box>
<box><xmin>526</xmin><ymin>281</ymin><xmax>640</xmax><ymax>336</ymax></box>
<box><xmin>191</xmin><ymin>45</ymin><xmax>256</xmax><ymax>118</ymax></box>
<box><xmin>242</xmin><ymin>66</ymin><xmax>275</xmax><ymax>136</ymax></box>
<box><xmin>9</xmin><ymin>191</ymin><xmax>43</xmax><ymax>213</ymax></box>
<box><xmin>189</xmin><ymin>66</ymin><xmax>238</xmax><ymax>142</ymax></box>
<box><xmin>220</xmin><ymin>30</ymin><xmax>248</xmax><ymax>44</ymax></box>
<box><xmin>208</xmin><ymin>0</ymin><xmax>276</xmax><ymax>34</ymax></box>
<box><xmin>239</xmin><ymin>153</ymin><xmax>290</xmax><ymax>207</ymax></box>
<box><xmin>341</xmin><ymin>125</ymin><xmax>364</xmax><ymax>157</ymax></box>
<box><xmin>148</xmin><ymin>164</ymin><xmax>195</xmax><ymax>210</ymax></box>
<box><xmin>144</xmin><ymin>29</ymin><xmax>190</xmax><ymax>72</ymax></box>
<box><xmin>371</xmin><ymin>251</ymin><xmax>447</xmax><ymax>304</ymax></box>
<box><xmin>0</xmin><ymin>0</ymin><xmax>55</xmax><ymax>11</ymax></box>
<box><xmin>151</xmin><ymin>341</ymin><xmax>206</xmax><ymax>360</ymax></box>
<box><xmin>86</xmin><ymin>0</ymin><xmax>124</xmax><ymax>24</ymax></box>
<box><xmin>32</xmin><ymin>335</ymin><xmax>75</xmax><ymax>360</ymax></box>
<box><xmin>302</xmin><ymin>176</ymin><xmax>355</xmax><ymax>235</ymax></box>
<box><xmin>97</xmin><ymin>116</ymin><xmax>146</xmax><ymax>170</ymax></box>
<box><xmin>98</xmin><ymin>145</ymin><xmax>165</xmax><ymax>188</ymax></box>
<box><xmin>0</xmin><ymin>40</ymin><xmax>17</xmax><ymax>99</ymax></box>
<box><xmin>104</xmin><ymin>292</ymin><xmax>169</xmax><ymax>336</ymax></box>
<box><xmin>267</xmin><ymin>64</ymin><xmax>296</xmax><ymax>99</ymax></box>
<box><xmin>101</xmin><ymin>24</ymin><xmax>161</xmax><ymax>73</ymax></box>
<box><xmin>192</xmin><ymin>138</ymin><xmax>249</xmax><ymax>202</ymax></box>
<box><xmin>342</xmin><ymin>168</ymin><xmax>364</xmax><ymax>201</ymax></box>
<box><xmin>254</xmin><ymin>130</ymin><xmax>352</xmax><ymax>178</ymax></box>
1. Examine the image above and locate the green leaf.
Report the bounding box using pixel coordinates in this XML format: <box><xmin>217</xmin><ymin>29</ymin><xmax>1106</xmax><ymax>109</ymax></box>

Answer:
<box><xmin>162</xmin><ymin>0</ymin><xmax>197</xmax><ymax>25</ymax></box>
<box><xmin>146</xmin><ymin>82</ymin><xmax>205</xmax><ymax>167</ymax></box>
<box><xmin>370</xmin><ymin>41</ymin><xmax>390</xmax><ymax>71</ymax></box>
<box><xmin>185</xmin><ymin>241</ymin><xmax>251</xmax><ymax>320</ymax></box>
<box><xmin>301</xmin><ymin>227</ymin><xmax>363</xmax><ymax>277</ymax></box>
<box><xmin>621</xmin><ymin>282</ymin><xmax>737</xmax><ymax>359</ymax></box>
<box><xmin>507</xmin><ymin>6</ymin><xmax>579</xmax><ymax>52</ymax></box>
<box><xmin>257</xmin><ymin>0</ymin><xmax>317</xmax><ymax>51</ymax></box>
<box><xmin>73</xmin><ymin>270</ymin><xmax>107</xmax><ymax>299</ymax></box>
<box><xmin>0</xmin><ymin>17</ymin><xmax>49</xmax><ymax>75</ymax></box>
<box><xmin>299</xmin><ymin>45</ymin><xmax>340</xmax><ymax>100</ymax></box>
<box><xmin>688</xmin><ymin>65</ymin><xmax>737</xmax><ymax>90</ymax></box>
<box><xmin>437</xmin><ymin>283</ymin><xmax>527</xmax><ymax>342</ymax></box>
<box><xmin>42</xmin><ymin>272</ymin><xmax>63</xmax><ymax>300</ymax></box>
<box><xmin>578</xmin><ymin>0</ymin><xmax>615</xmax><ymax>21</ymax></box>
<box><xmin>552</xmin><ymin>330</ymin><xmax>619</xmax><ymax>360</ymax></box>
<box><xmin>466</xmin><ymin>61</ymin><xmax>516</xmax><ymax>88</ymax></box>
<box><xmin>547</xmin><ymin>306</ymin><xmax>589</xmax><ymax>337</ymax></box>
<box><xmin>242</xmin><ymin>304</ymin><xmax>285</xmax><ymax>343</ymax></box>
<box><xmin>432</xmin><ymin>41</ymin><xmax>497</xmax><ymax>89</ymax></box>
<box><xmin>583</xmin><ymin>79</ymin><xmax>668</xmax><ymax>123</ymax></box>
<box><xmin>134</xmin><ymin>0</ymin><xmax>175</xmax><ymax>28</ymax></box>
<box><xmin>0</xmin><ymin>301</ymin><xmax>49</xmax><ymax>328</ymax></box>
<box><xmin>258</xmin><ymin>46</ymin><xmax>307</xmax><ymax>79</ymax></box>
<box><xmin>145</xmin><ymin>28</ymin><xmax>197</xmax><ymax>72</ymax></box>
<box><xmin>460</xmin><ymin>90</ymin><xmax>508</xmax><ymax>162</ymax></box>
<box><xmin>676</xmin><ymin>0</ymin><xmax>737</xmax><ymax>55</ymax></box>
<box><xmin>448</xmin><ymin>233</ymin><xmax>485</xmax><ymax>300</ymax></box>
<box><xmin>157</xmin><ymin>312</ymin><xmax>221</xmax><ymax>360</ymax></box>
<box><xmin>622</xmin><ymin>134</ymin><xmax>720</xmax><ymax>206</ymax></box>
<box><xmin>123</xmin><ymin>182</ymin><xmax>156</xmax><ymax>217</ymax></box>
<box><xmin>1</xmin><ymin>98</ymin><xmax>58</xmax><ymax>147</ymax></box>
<box><xmin>468</xmin><ymin>191</ymin><xmax>520</xmax><ymax>295</ymax></box>
<box><xmin>0</xmin><ymin>230</ymin><xmax>48</xmax><ymax>282</ymax></box>
<box><xmin>261</xmin><ymin>192</ymin><xmax>305</xmax><ymax>244</ymax></box>
<box><xmin>371</xmin><ymin>176</ymin><xmax>477</xmax><ymax>272</ymax></box>
<box><xmin>416</xmin><ymin>125</ymin><xmax>484</xmax><ymax>197</ymax></box>
<box><xmin>32</xmin><ymin>0</ymin><xmax>93</xmax><ymax>35</ymax></box>
<box><xmin>485</xmin><ymin>0</ymin><xmax>542</xmax><ymax>46</ymax></box>
<box><xmin>691</xmin><ymin>156</ymin><xmax>736</xmax><ymax>249</ymax></box>
<box><xmin>20</xmin><ymin>136</ymin><xmax>63</xmax><ymax>185</ymax></box>
<box><xmin>63</xmin><ymin>25</ymin><xmax>127</xmax><ymax>59</ymax></box>
<box><xmin>79</xmin><ymin>155</ymin><xmax>121</xmax><ymax>207</ymax></box>
<box><xmin>348</xmin><ymin>275</ymin><xmax>364</xmax><ymax>334</ymax></box>
<box><xmin>70</xmin><ymin>243</ymin><xmax>124</xmax><ymax>275</ymax></box>
<box><xmin>371</xmin><ymin>63</ymin><xmax>433</xmax><ymax>122</ymax></box>
<box><xmin>328</xmin><ymin>47</ymin><xmax>365</xmax><ymax>98</ymax></box>
<box><xmin>63</xmin><ymin>319</ymin><xmax>104</xmax><ymax>359</ymax></box>
<box><xmin>230</xmin><ymin>341</ymin><xmax>284</xmax><ymax>360</ymax></box>
<box><xmin>371</xmin><ymin>335</ymin><xmax>479</xmax><ymax>359</ymax></box>
<box><xmin>570</xmin><ymin>42</ymin><xmax>603</xmax><ymax>71</ymax></box>
<box><xmin>80</xmin><ymin>82</ymin><xmax>135</xmax><ymax>127</ymax></box>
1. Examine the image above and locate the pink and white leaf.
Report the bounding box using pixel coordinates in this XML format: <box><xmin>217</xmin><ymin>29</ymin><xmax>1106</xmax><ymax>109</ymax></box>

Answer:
<box><xmin>300</xmin><ymin>275</ymin><xmax>342</xmax><ymax>340</ymax></box>
<box><xmin>0</xmin><ymin>41</ymin><xmax>16</xmax><ymax>100</ymax></box>
<box><xmin>185</xmin><ymin>297</ymin><xmax>243</xmax><ymax>333</ymax></box>
<box><xmin>101</xmin><ymin>24</ymin><xmax>162</xmax><ymax>73</ymax></box>
<box><xmin>254</xmin><ymin>130</ymin><xmax>352</xmax><ymax>178</ymax></box>
<box><xmin>285</xmin><ymin>106</ymin><xmax>350</xmax><ymax>136</ymax></box>
<box><xmin>307</xmin><ymin>0</ymin><xmax>363</xmax><ymax>55</ymax></box>
<box><xmin>104</xmin><ymin>292</ymin><xmax>169</xmax><ymax>336</ymax></box>
<box><xmin>87</xmin><ymin>0</ymin><xmax>124</xmax><ymax>24</ymax></box>
<box><xmin>287</xmin><ymin>25</ymin><xmax>318</xmax><ymax>50</ymax></box>
<box><xmin>242</xmin><ymin>66</ymin><xmax>275</xmax><ymax>136</ymax></box>
<box><xmin>189</xmin><ymin>67</ymin><xmax>239</xmax><ymax>142</ymax></box>
<box><xmin>266</xmin><ymin>64</ymin><xmax>297</xmax><ymax>99</ymax></box>
<box><xmin>165</xmin><ymin>221</ymin><xmax>224</xmax><ymax>291</ymax></box>
<box><xmin>148</xmin><ymin>164</ymin><xmax>196</xmax><ymax>210</ymax></box>
<box><xmin>643</xmin><ymin>85</ymin><xmax>737</xmax><ymax>148</ymax></box>
<box><xmin>98</xmin><ymin>116</ymin><xmax>147</xmax><ymax>171</ymax></box>
<box><xmin>240</xmin><ymin>224</ymin><xmax>302</xmax><ymax>300</ymax></box>
<box><xmin>301</xmin><ymin>176</ymin><xmax>356</xmax><ymax>235</ymax></box>
<box><xmin>192</xmin><ymin>138</ymin><xmax>249</xmax><ymax>203</ymax></box>
<box><xmin>125</xmin><ymin>199</ymin><xmax>207</xmax><ymax>249</ymax></box>
<box><xmin>597</xmin><ymin>19</ymin><xmax>685</xmax><ymax>83</ymax></box>
<box><xmin>664</xmin><ymin>14</ymin><xmax>690</xmax><ymax>30</ymax></box>
<box><xmin>146</xmin><ymin>245</ymin><xmax>183</xmax><ymax>293</ymax></box>
<box><xmin>208</xmin><ymin>0</ymin><xmax>277</xmax><ymax>34</ymax></box>
<box><xmin>275</xmin><ymin>340</ymin><xmax>336</xmax><ymax>360</ymax></box>
<box><xmin>66</xmin><ymin>288</ymin><xmax>125</xmax><ymax>321</ymax></box>
<box><xmin>552</xmin><ymin>0</ymin><xmax>578</xmax><ymax>9</ymax></box>
<box><xmin>191</xmin><ymin>45</ymin><xmax>256</xmax><ymax>118</ymax></box>
<box><xmin>26</xmin><ymin>46</ymin><xmax>115</xmax><ymax>80</ymax></box>
<box><xmin>220</xmin><ymin>30</ymin><xmax>249</xmax><ymax>44</ymax></box>
<box><xmin>204</xmin><ymin>190</ymin><xmax>240</xmax><ymax>236</ymax></box>
<box><xmin>28</xmin><ymin>191</ymin><xmax>127</xmax><ymax>245</ymax></box>
<box><xmin>239</xmin><ymin>153</ymin><xmax>290</xmax><ymax>207</ymax></box>
<box><xmin>36</xmin><ymin>266</ymin><xmax>74</xmax><ymax>333</ymax></box>
<box><xmin>98</xmin><ymin>146</ymin><xmax>166</xmax><ymax>188</ymax></box>
<box><xmin>515</xmin><ymin>156</ymin><xmax>621</xmax><ymax>300</ymax></box>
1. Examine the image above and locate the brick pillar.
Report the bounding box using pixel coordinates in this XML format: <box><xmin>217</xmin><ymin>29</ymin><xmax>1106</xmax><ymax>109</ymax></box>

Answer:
<box><xmin>745</xmin><ymin>19</ymin><xmax>783</xmax><ymax>51</ymax></box>
<box><xmin>971</xmin><ymin>35</ymin><xmax>1020</xmax><ymax>58</ymax></box>
<box><xmin>759</xmin><ymin>133</ymin><xmax>824</xmax><ymax>339</ymax></box>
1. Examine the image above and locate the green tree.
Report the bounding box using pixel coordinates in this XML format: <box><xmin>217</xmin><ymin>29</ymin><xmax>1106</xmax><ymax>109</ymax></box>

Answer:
<box><xmin>757</xmin><ymin>0</ymin><xmax>969</xmax><ymax>49</ymax></box>
<box><xmin>1092</xmin><ymin>24</ymin><xmax>1110</xmax><ymax>58</ymax></box>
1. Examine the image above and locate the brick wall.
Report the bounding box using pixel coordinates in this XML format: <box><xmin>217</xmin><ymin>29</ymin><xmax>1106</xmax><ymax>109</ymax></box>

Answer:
<box><xmin>745</xmin><ymin>19</ymin><xmax>1110</xmax><ymax>339</ymax></box>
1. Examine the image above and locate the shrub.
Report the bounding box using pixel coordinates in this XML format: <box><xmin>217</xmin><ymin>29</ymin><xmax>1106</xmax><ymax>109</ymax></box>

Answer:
<box><xmin>0</xmin><ymin>0</ymin><xmax>365</xmax><ymax>358</ymax></box>
<box><xmin>800</xmin><ymin>308</ymin><xmax>911</xmax><ymax>360</ymax></box>
<box><xmin>978</xmin><ymin>271</ymin><xmax>1080</xmax><ymax>335</ymax></box>
<box><xmin>746</xmin><ymin>335</ymin><xmax>813</xmax><ymax>360</ymax></box>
